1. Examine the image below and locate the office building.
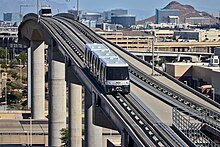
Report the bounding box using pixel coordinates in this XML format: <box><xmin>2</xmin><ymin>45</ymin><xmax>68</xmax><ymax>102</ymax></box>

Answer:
<box><xmin>174</xmin><ymin>29</ymin><xmax>220</xmax><ymax>42</ymax></box>
<box><xmin>3</xmin><ymin>13</ymin><xmax>20</xmax><ymax>25</ymax></box>
<box><xmin>156</xmin><ymin>8</ymin><xmax>180</xmax><ymax>24</ymax></box>
<box><xmin>111</xmin><ymin>15</ymin><xmax>136</xmax><ymax>28</ymax></box>
<box><xmin>103</xmin><ymin>9</ymin><xmax>128</xmax><ymax>21</ymax></box>
<box><xmin>96</xmin><ymin>30</ymin><xmax>153</xmax><ymax>51</ymax></box>
<box><xmin>185</xmin><ymin>17</ymin><xmax>211</xmax><ymax>25</ymax></box>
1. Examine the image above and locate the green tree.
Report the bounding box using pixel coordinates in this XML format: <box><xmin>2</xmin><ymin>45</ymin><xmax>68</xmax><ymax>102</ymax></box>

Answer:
<box><xmin>11</xmin><ymin>72</ymin><xmax>19</xmax><ymax>80</ymax></box>
<box><xmin>1</xmin><ymin>59</ymin><xmax>8</xmax><ymax>71</ymax></box>
<box><xmin>60</xmin><ymin>128</ymin><xmax>68</xmax><ymax>147</ymax></box>
<box><xmin>158</xmin><ymin>57</ymin><xmax>168</xmax><ymax>66</ymax></box>
<box><xmin>0</xmin><ymin>48</ymin><xmax>6</xmax><ymax>59</ymax></box>
<box><xmin>17</xmin><ymin>51</ymin><xmax>27</xmax><ymax>66</ymax></box>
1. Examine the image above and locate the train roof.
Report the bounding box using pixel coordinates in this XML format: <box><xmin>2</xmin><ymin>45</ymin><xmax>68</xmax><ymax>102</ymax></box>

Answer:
<box><xmin>93</xmin><ymin>49</ymin><xmax>119</xmax><ymax>59</ymax></box>
<box><xmin>85</xmin><ymin>43</ymin><xmax>109</xmax><ymax>51</ymax></box>
<box><xmin>101</xmin><ymin>57</ymin><xmax>128</xmax><ymax>67</ymax></box>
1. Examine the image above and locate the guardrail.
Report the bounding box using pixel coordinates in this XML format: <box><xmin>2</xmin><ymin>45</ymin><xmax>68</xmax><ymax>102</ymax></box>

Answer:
<box><xmin>173</xmin><ymin>108</ymin><xmax>218</xmax><ymax>147</ymax></box>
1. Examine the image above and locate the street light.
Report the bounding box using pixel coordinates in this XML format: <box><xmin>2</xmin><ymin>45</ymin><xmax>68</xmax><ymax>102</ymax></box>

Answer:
<box><xmin>19</xmin><ymin>4</ymin><xmax>36</xmax><ymax>23</ymax></box>
<box><xmin>152</xmin><ymin>38</ymin><xmax>155</xmax><ymax>76</ymax></box>
<box><xmin>212</xmin><ymin>88</ymin><xmax>215</xmax><ymax>101</ymax></box>
<box><xmin>76</xmin><ymin>0</ymin><xmax>79</xmax><ymax>20</ymax></box>
<box><xmin>19</xmin><ymin>59</ymin><xmax>22</xmax><ymax>83</ymax></box>
<box><xmin>5</xmin><ymin>38</ymin><xmax>8</xmax><ymax>110</ymax></box>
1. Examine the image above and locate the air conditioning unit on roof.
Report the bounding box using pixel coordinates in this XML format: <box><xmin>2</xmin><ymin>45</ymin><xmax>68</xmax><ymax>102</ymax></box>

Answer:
<box><xmin>209</xmin><ymin>56</ymin><xmax>219</xmax><ymax>66</ymax></box>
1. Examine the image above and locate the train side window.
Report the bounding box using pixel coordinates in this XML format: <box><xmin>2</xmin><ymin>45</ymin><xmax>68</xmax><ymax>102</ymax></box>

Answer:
<box><xmin>85</xmin><ymin>49</ymin><xmax>88</xmax><ymax>63</ymax></box>
<box><xmin>95</xmin><ymin>58</ymin><xmax>98</xmax><ymax>73</ymax></box>
<box><xmin>88</xmin><ymin>51</ymin><xmax>91</xmax><ymax>66</ymax></box>
<box><xmin>100</xmin><ymin>63</ymin><xmax>104</xmax><ymax>82</ymax></box>
<box><xmin>97</xmin><ymin>59</ymin><xmax>100</xmax><ymax>71</ymax></box>
<box><xmin>91</xmin><ymin>54</ymin><xmax>94</xmax><ymax>71</ymax></box>
<box><xmin>92</xmin><ymin>55</ymin><xmax>95</xmax><ymax>72</ymax></box>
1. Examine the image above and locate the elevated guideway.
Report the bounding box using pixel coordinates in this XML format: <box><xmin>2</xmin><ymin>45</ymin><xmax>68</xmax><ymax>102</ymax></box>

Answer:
<box><xmin>55</xmin><ymin>15</ymin><xmax>220</xmax><ymax>145</ymax></box>
<box><xmin>17</xmin><ymin>13</ymin><xmax>220</xmax><ymax>146</ymax></box>
<box><xmin>18</xmin><ymin>14</ymin><xmax>187</xmax><ymax>146</ymax></box>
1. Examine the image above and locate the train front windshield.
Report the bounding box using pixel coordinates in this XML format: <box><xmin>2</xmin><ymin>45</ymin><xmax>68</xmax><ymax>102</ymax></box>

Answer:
<box><xmin>42</xmin><ymin>9</ymin><xmax>51</xmax><ymax>14</ymax></box>
<box><xmin>106</xmin><ymin>67</ymin><xmax>129</xmax><ymax>80</ymax></box>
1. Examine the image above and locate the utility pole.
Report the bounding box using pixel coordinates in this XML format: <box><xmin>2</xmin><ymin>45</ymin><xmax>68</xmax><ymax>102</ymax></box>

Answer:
<box><xmin>77</xmin><ymin>0</ymin><xmax>79</xmax><ymax>20</ymax></box>
<box><xmin>19</xmin><ymin>4</ymin><xmax>36</xmax><ymax>23</ymax></box>
<box><xmin>152</xmin><ymin>38</ymin><xmax>155</xmax><ymax>76</ymax></box>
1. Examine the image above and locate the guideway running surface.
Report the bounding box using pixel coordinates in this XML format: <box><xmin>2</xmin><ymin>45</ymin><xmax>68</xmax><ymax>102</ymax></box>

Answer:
<box><xmin>105</xmin><ymin>42</ymin><xmax>220</xmax><ymax>112</ymax></box>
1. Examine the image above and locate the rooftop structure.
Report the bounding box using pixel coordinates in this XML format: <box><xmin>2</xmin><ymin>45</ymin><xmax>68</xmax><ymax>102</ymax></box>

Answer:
<box><xmin>156</xmin><ymin>8</ymin><xmax>180</xmax><ymax>24</ymax></box>
<box><xmin>185</xmin><ymin>17</ymin><xmax>211</xmax><ymax>25</ymax></box>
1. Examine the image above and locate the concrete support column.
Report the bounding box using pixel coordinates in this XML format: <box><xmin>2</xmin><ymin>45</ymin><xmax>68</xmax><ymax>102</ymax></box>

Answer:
<box><xmin>85</xmin><ymin>91</ymin><xmax>102</xmax><ymax>147</ymax></box>
<box><xmin>27</xmin><ymin>47</ymin><xmax>31</xmax><ymax>109</ymax></box>
<box><xmin>31</xmin><ymin>41</ymin><xmax>45</xmax><ymax>119</ymax></box>
<box><xmin>48</xmin><ymin>45</ymin><xmax>66</xmax><ymax>146</ymax></box>
<box><xmin>66</xmin><ymin>67</ymin><xmax>82</xmax><ymax>147</ymax></box>
<box><xmin>121</xmin><ymin>130</ymin><xmax>136</xmax><ymax>147</ymax></box>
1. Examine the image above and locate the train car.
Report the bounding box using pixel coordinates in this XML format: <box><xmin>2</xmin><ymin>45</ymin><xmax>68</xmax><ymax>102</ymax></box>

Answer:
<box><xmin>39</xmin><ymin>6</ymin><xmax>52</xmax><ymax>17</ymax></box>
<box><xmin>85</xmin><ymin>43</ymin><xmax>130</xmax><ymax>94</ymax></box>
<box><xmin>90</xmin><ymin>49</ymin><xmax>119</xmax><ymax>77</ymax></box>
<box><xmin>84</xmin><ymin>43</ymin><xmax>109</xmax><ymax>69</ymax></box>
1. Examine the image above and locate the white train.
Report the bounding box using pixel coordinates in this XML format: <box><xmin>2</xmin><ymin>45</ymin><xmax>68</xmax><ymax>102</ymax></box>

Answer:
<box><xmin>39</xmin><ymin>6</ymin><xmax>52</xmax><ymax>17</ymax></box>
<box><xmin>85</xmin><ymin>44</ymin><xmax>130</xmax><ymax>94</ymax></box>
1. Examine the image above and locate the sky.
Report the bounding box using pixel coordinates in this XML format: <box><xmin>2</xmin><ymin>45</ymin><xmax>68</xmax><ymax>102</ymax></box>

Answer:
<box><xmin>50</xmin><ymin>0</ymin><xmax>220</xmax><ymax>19</ymax></box>
<box><xmin>1</xmin><ymin>0</ymin><xmax>220</xmax><ymax>20</ymax></box>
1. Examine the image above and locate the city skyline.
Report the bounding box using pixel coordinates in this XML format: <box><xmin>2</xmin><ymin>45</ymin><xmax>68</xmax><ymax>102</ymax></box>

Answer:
<box><xmin>0</xmin><ymin>0</ymin><xmax>220</xmax><ymax>20</ymax></box>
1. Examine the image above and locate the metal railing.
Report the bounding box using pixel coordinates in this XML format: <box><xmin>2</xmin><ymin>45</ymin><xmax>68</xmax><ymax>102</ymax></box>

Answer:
<box><xmin>173</xmin><ymin>108</ymin><xmax>218</xmax><ymax>147</ymax></box>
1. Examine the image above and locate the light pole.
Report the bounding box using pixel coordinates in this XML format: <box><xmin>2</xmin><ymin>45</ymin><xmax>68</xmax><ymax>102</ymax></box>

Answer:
<box><xmin>77</xmin><ymin>0</ymin><xmax>79</xmax><ymax>20</ymax></box>
<box><xmin>152</xmin><ymin>38</ymin><xmax>155</xmax><ymax>76</ymax></box>
<box><xmin>20</xmin><ymin>4</ymin><xmax>36</xmax><ymax>24</ymax></box>
<box><xmin>19</xmin><ymin>59</ymin><xmax>22</xmax><ymax>83</ymax></box>
<box><xmin>5</xmin><ymin>38</ymin><xmax>8</xmax><ymax>110</ymax></box>
<box><xmin>212</xmin><ymin>88</ymin><xmax>215</xmax><ymax>101</ymax></box>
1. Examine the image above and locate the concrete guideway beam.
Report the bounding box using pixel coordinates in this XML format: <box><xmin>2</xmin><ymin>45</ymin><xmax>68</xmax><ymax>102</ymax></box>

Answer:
<box><xmin>31</xmin><ymin>40</ymin><xmax>45</xmax><ymax>119</ymax></box>
<box><xmin>48</xmin><ymin>44</ymin><xmax>66</xmax><ymax>146</ymax></box>
<box><xmin>85</xmin><ymin>91</ymin><xmax>102</xmax><ymax>147</ymax></box>
<box><xmin>66</xmin><ymin>67</ymin><xmax>82</xmax><ymax>147</ymax></box>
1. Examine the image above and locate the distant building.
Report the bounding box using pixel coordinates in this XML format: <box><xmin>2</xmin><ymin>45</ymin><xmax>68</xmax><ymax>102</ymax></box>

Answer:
<box><xmin>111</xmin><ymin>15</ymin><xmax>136</xmax><ymax>28</ymax></box>
<box><xmin>81</xmin><ymin>19</ymin><xmax>97</xmax><ymax>28</ymax></box>
<box><xmin>185</xmin><ymin>17</ymin><xmax>211</xmax><ymax>25</ymax></box>
<box><xmin>156</xmin><ymin>8</ymin><xmax>180</xmax><ymax>24</ymax></box>
<box><xmin>103</xmin><ymin>9</ymin><xmax>128</xmax><ymax>21</ymax></box>
<box><xmin>96</xmin><ymin>30</ymin><xmax>153</xmax><ymax>51</ymax></box>
<box><xmin>68</xmin><ymin>10</ymin><xmax>81</xmax><ymax>19</ymax></box>
<box><xmin>3</xmin><ymin>13</ymin><xmax>20</xmax><ymax>25</ymax></box>
<box><xmin>166</xmin><ymin>62</ymin><xmax>220</xmax><ymax>102</ymax></box>
<box><xmin>174</xmin><ymin>29</ymin><xmax>220</xmax><ymax>42</ymax></box>
<box><xmin>168</xmin><ymin>16</ymin><xmax>179</xmax><ymax>24</ymax></box>
<box><xmin>81</xmin><ymin>12</ymin><xmax>101</xmax><ymax>21</ymax></box>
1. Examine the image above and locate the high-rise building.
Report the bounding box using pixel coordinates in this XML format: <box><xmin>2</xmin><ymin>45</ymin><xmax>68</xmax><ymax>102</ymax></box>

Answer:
<box><xmin>3</xmin><ymin>13</ymin><xmax>20</xmax><ymax>25</ymax></box>
<box><xmin>103</xmin><ymin>9</ymin><xmax>128</xmax><ymax>21</ymax></box>
<box><xmin>156</xmin><ymin>8</ymin><xmax>180</xmax><ymax>24</ymax></box>
<box><xmin>111</xmin><ymin>15</ymin><xmax>136</xmax><ymax>28</ymax></box>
